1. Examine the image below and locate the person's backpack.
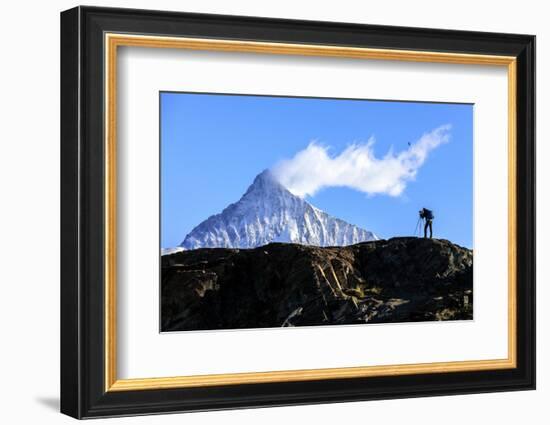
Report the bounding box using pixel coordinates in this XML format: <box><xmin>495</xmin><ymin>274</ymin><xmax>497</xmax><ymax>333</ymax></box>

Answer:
<box><xmin>424</xmin><ymin>208</ymin><xmax>434</xmax><ymax>220</ymax></box>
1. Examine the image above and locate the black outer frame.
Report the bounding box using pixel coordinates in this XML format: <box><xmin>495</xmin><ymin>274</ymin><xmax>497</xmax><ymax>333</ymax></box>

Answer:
<box><xmin>60</xmin><ymin>6</ymin><xmax>535</xmax><ymax>419</ymax></box>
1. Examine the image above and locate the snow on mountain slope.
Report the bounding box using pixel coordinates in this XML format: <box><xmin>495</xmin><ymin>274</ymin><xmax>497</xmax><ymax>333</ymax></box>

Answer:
<box><xmin>161</xmin><ymin>247</ymin><xmax>185</xmax><ymax>256</ymax></box>
<box><xmin>179</xmin><ymin>170</ymin><xmax>377</xmax><ymax>250</ymax></box>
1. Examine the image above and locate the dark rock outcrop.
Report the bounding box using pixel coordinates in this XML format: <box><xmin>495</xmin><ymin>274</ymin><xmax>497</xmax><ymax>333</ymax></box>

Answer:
<box><xmin>161</xmin><ymin>237</ymin><xmax>473</xmax><ymax>332</ymax></box>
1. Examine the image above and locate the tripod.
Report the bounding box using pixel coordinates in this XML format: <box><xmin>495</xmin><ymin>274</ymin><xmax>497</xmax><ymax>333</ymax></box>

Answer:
<box><xmin>413</xmin><ymin>216</ymin><xmax>423</xmax><ymax>237</ymax></box>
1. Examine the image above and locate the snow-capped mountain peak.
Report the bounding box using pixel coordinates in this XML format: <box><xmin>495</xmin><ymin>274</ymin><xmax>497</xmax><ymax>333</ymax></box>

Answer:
<box><xmin>179</xmin><ymin>169</ymin><xmax>377</xmax><ymax>250</ymax></box>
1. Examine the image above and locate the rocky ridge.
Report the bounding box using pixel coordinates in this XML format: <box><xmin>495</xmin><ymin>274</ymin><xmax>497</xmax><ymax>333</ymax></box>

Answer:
<box><xmin>161</xmin><ymin>237</ymin><xmax>473</xmax><ymax>331</ymax></box>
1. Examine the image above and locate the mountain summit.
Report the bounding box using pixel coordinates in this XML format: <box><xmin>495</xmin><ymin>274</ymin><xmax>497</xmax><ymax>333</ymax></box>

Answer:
<box><xmin>180</xmin><ymin>170</ymin><xmax>377</xmax><ymax>250</ymax></box>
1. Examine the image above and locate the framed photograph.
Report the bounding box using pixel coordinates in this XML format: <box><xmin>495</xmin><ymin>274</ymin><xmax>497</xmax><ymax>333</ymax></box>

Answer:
<box><xmin>60</xmin><ymin>6</ymin><xmax>535</xmax><ymax>419</ymax></box>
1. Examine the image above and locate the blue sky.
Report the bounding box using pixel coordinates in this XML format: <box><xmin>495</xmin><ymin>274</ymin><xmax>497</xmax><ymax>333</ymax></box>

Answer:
<box><xmin>161</xmin><ymin>92</ymin><xmax>473</xmax><ymax>248</ymax></box>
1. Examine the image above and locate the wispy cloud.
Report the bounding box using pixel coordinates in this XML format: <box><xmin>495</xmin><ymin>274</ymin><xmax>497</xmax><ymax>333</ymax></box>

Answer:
<box><xmin>271</xmin><ymin>125</ymin><xmax>451</xmax><ymax>198</ymax></box>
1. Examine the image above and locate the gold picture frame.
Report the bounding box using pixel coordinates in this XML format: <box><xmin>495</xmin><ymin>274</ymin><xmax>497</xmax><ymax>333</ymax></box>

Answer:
<box><xmin>104</xmin><ymin>34</ymin><xmax>517</xmax><ymax>392</ymax></box>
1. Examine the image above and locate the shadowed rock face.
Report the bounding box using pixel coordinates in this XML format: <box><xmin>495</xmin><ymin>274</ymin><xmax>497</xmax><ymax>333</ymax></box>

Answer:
<box><xmin>161</xmin><ymin>237</ymin><xmax>473</xmax><ymax>332</ymax></box>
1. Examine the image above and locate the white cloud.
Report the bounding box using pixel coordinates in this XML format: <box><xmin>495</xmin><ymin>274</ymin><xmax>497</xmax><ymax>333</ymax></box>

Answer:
<box><xmin>271</xmin><ymin>125</ymin><xmax>451</xmax><ymax>198</ymax></box>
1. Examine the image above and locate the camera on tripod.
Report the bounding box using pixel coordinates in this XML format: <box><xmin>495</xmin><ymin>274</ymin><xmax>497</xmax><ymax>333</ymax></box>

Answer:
<box><xmin>419</xmin><ymin>208</ymin><xmax>434</xmax><ymax>221</ymax></box>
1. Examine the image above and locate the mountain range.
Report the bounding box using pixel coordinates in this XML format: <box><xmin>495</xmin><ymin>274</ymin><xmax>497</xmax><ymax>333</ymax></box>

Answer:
<box><xmin>178</xmin><ymin>170</ymin><xmax>377</xmax><ymax>250</ymax></box>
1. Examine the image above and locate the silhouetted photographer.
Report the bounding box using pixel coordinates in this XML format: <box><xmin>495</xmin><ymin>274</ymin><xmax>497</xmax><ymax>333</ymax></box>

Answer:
<box><xmin>419</xmin><ymin>208</ymin><xmax>434</xmax><ymax>239</ymax></box>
